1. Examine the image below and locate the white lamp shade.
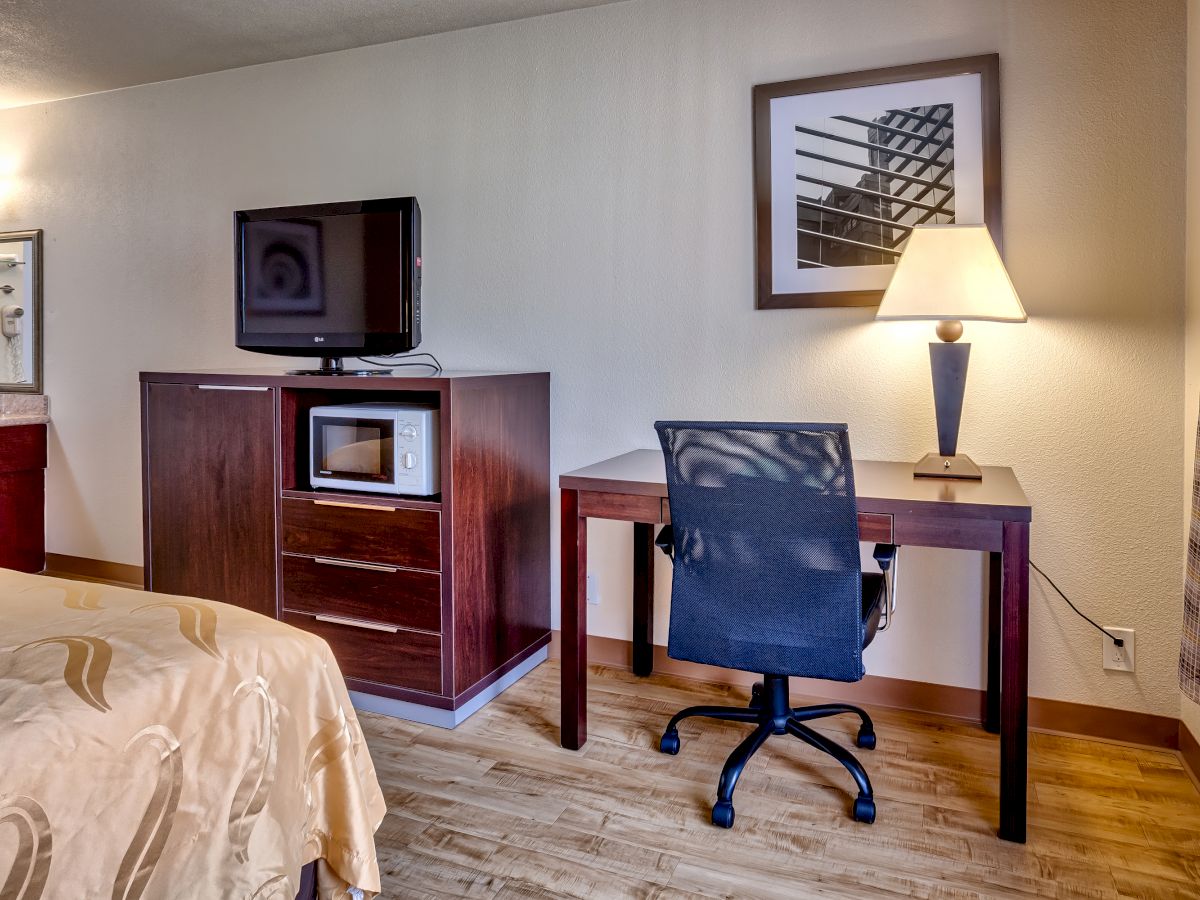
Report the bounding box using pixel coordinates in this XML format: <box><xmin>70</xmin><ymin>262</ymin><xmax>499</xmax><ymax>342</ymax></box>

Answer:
<box><xmin>875</xmin><ymin>224</ymin><xmax>1026</xmax><ymax>322</ymax></box>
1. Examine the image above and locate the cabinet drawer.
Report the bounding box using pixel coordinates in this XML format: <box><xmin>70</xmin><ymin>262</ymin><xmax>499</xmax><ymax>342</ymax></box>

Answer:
<box><xmin>284</xmin><ymin>611</ymin><xmax>443</xmax><ymax>695</ymax></box>
<box><xmin>281</xmin><ymin>498</ymin><xmax>441</xmax><ymax>571</ymax></box>
<box><xmin>0</xmin><ymin>424</ymin><xmax>47</xmax><ymax>473</ymax></box>
<box><xmin>281</xmin><ymin>553</ymin><xmax>441</xmax><ymax>633</ymax></box>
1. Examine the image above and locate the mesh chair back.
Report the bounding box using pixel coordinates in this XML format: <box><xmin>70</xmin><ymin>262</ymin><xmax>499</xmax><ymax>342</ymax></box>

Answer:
<box><xmin>655</xmin><ymin>421</ymin><xmax>866</xmax><ymax>681</ymax></box>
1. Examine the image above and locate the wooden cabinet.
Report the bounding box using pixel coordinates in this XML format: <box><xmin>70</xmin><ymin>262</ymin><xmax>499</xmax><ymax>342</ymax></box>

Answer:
<box><xmin>140</xmin><ymin>370</ymin><xmax>551</xmax><ymax>724</ymax></box>
<box><xmin>141</xmin><ymin>383</ymin><xmax>277</xmax><ymax>619</ymax></box>
<box><xmin>0</xmin><ymin>423</ymin><xmax>46</xmax><ymax>573</ymax></box>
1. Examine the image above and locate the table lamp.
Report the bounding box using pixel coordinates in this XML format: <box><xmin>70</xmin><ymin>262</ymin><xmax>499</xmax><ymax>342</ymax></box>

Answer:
<box><xmin>875</xmin><ymin>224</ymin><xmax>1026</xmax><ymax>480</ymax></box>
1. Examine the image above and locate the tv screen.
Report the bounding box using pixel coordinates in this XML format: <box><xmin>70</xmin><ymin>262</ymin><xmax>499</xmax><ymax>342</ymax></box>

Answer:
<box><xmin>235</xmin><ymin>197</ymin><xmax>420</xmax><ymax>361</ymax></box>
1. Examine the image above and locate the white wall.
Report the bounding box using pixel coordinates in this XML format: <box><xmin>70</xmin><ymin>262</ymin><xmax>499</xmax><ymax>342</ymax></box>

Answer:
<box><xmin>0</xmin><ymin>0</ymin><xmax>1186</xmax><ymax>716</ymax></box>
<box><xmin>1184</xmin><ymin>0</ymin><xmax>1200</xmax><ymax>738</ymax></box>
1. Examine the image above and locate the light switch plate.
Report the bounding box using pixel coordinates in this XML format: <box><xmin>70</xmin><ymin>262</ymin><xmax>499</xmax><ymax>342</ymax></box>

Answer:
<box><xmin>586</xmin><ymin>573</ymin><xmax>600</xmax><ymax>606</ymax></box>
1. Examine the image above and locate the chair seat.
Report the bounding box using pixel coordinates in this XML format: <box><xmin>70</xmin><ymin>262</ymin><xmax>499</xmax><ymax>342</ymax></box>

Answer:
<box><xmin>861</xmin><ymin>573</ymin><xmax>886</xmax><ymax>649</ymax></box>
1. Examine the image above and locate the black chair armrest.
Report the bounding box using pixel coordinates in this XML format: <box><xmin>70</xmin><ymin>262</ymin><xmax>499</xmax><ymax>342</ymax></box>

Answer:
<box><xmin>872</xmin><ymin>543</ymin><xmax>897</xmax><ymax>571</ymax></box>
<box><xmin>655</xmin><ymin>525</ymin><xmax>674</xmax><ymax>560</ymax></box>
<box><xmin>871</xmin><ymin>544</ymin><xmax>899</xmax><ymax>631</ymax></box>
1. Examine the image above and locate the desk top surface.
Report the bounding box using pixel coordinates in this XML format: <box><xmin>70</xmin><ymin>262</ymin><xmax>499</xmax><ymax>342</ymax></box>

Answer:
<box><xmin>561</xmin><ymin>450</ymin><xmax>1031</xmax><ymax>522</ymax></box>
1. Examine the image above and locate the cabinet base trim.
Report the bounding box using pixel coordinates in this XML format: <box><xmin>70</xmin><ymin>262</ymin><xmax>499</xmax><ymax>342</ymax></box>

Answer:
<box><xmin>350</xmin><ymin>648</ymin><xmax>548</xmax><ymax>729</ymax></box>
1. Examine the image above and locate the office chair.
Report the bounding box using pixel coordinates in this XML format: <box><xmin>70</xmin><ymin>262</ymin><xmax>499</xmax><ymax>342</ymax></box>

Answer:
<box><xmin>654</xmin><ymin>421</ymin><xmax>898</xmax><ymax>828</ymax></box>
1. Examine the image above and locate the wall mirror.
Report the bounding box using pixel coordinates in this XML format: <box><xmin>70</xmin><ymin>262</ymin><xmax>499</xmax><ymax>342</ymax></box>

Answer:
<box><xmin>0</xmin><ymin>229</ymin><xmax>42</xmax><ymax>393</ymax></box>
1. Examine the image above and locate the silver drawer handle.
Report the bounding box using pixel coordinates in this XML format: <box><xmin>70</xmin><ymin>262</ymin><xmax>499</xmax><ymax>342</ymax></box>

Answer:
<box><xmin>196</xmin><ymin>384</ymin><xmax>270</xmax><ymax>392</ymax></box>
<box><xmin>314</xmin><ymin>556</ymin><xmax>398</xmax><ymax>574</ymax></box>
<box><xmin>314</xmin><ymin>614</ymin><xmax>400</xmax><ymax>633</ymax></box>
<box><xmin>313</xmin><ymin>499</ymin><xmax>395</xmax><ymax>512</ymax></box>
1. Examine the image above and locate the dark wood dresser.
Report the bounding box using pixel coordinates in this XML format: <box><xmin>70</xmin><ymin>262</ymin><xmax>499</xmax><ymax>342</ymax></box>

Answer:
<box><xmin>140</xmin><ymin>370</ymin><xmax>550</xmax><ymax>724</ymax></box>
<box><xmin>0</xmin><ymin>423</ymin><xmax>47</xmax><ymax>573</ymax></box>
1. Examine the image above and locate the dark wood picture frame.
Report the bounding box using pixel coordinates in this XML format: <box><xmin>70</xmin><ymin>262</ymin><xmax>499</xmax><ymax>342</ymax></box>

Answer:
<box><xmin>753</xmin><ymin>54</ymin><xmax>1001</xmax><ymax>310</ymax></box>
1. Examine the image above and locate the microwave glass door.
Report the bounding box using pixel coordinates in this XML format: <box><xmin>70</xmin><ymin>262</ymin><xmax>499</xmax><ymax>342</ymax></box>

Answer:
<box><xmin>314</xmin><ymin>415</ymin><xmax>395</xmax><ymax>484</ymax></box>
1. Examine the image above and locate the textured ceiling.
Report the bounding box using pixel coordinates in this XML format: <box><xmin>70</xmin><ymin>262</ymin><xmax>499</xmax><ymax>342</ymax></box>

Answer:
<box><xmin>0</xmin><ymin>0</ymin><xmax>627</xmax><ymax>109</ymax></box>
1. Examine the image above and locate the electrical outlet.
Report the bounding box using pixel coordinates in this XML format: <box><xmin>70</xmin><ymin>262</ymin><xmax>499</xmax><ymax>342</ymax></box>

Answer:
<box><xmin>586</xmin><ymin>573</ymin><xmax>600</xmax><ymax>606</ymax></box>
<box><xmin>1102</xmin><ymin>628</ymin><xmax>1135</xmax><ymax>672</ymax></box>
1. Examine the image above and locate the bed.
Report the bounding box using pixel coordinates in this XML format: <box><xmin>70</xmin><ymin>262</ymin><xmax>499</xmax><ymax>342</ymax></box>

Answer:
<box><xmin>0</xmin><ymin>568</ymin><xmax>386</xmax><ymax>899</ymax></box>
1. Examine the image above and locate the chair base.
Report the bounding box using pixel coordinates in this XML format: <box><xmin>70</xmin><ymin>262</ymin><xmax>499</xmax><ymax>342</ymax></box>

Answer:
<box><xmin>659</xmin><ymin>674</ymin><xmax>876</xmax><ymax>828</ymax></box>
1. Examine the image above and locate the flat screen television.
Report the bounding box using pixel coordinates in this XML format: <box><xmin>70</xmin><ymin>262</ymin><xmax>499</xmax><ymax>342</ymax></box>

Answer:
<box><xmin>235</xmin><ymin>197</ymin><xmax>421</xmax><ymax>375</ymax></box>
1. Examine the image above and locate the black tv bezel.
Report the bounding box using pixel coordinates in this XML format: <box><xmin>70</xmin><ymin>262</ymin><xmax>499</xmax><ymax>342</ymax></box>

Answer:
<box><xmin>234</xmin><ymin>196</ymin><xmax>421</xmax><ymax>359</ymax></box>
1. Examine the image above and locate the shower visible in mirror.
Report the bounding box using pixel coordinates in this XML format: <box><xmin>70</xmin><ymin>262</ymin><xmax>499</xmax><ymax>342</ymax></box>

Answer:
<box><xmin>0</xmin><ymin>230</ymin><xmax>42</xmax><ymax>393</ymax></box>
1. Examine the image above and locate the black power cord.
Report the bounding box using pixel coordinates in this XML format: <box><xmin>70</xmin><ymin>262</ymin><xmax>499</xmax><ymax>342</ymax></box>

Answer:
<box><xmin>1030</xmin><ymin>560</ymin><xmax>1124</xmax><ymax>648</ymax></box>
<box><xmin>356</xmin><ymin>351</ymin><xmax>443</xmax><ymax>373</ymax></box>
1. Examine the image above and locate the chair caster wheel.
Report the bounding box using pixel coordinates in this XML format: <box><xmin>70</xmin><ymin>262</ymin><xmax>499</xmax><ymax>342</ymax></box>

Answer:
<box><xmin>659</xmin><ymin>731</ymin><xmax>680</xmax><ymax>755</ymax></box>
<box><xmin>852</xmin><ymin>795</ymin><xmax>876</xmax><ymax>824</ymax></box>
<box><xmin>750</xmin><ymin>682</ymin><xmax>763</xmax><ymax>708</ymax></box>
<box><xmin>856</xmin><ymin>729</ymin><xmax>876</xmax><ymax>750</ymax></box>
<box><xmin>711</xmin><ymin>801</ymin><xmax>735</xmax><ymax>828</ymax></box>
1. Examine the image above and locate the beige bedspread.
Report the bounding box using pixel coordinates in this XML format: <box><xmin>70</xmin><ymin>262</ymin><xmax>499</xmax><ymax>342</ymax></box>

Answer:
<box><xmin>0</xmin><ymin>569</ymin><xmax>386</xmax><ymax>899</ymax></box>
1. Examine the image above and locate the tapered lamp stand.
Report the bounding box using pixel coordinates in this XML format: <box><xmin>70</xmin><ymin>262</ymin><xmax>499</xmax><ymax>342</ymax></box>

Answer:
<box><xmin>875</xmin><ymin>225</ymin><xmax>1027</xmax><ymax>481</ymax></box>
<box><xmin>914</xmin><ymin>319</ymin><xmax>982</xmax><ymax>480</ymax></box>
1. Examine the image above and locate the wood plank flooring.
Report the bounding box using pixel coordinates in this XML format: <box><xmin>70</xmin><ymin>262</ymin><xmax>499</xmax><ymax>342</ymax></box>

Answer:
<box><xmin>360</xmin><ymin>662</ymin><xmax>1200</xmax><ymax>899</ymax></box>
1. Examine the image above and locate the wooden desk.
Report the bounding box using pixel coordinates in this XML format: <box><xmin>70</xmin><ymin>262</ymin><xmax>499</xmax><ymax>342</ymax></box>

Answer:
<box><xmin>559</xmin><ymin>450</ymin><xmax>1032</xmax><ymax>842</ymax></box>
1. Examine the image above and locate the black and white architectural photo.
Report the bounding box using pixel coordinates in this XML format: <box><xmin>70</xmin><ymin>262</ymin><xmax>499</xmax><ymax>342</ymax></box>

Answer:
<box><xmin>754</xmin><ymin>57</ymin><xmax>999</xmax><ymax>308</ymax></box>
<box><xmin>794</xmin><ymin>103</ymin><xmax>955</xmax><ymax>269</ymax></box>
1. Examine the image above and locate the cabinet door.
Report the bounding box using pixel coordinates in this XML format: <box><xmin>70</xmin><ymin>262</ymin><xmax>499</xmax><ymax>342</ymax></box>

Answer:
<box><xmin>0</xmin><ymin>424</ymin><xmax>46</xmax><ymax>573</ymax></box>
<box><xmin>143</xmin><ymin>383</ymin><xmax>277</xmax><ymax>618</ymax></box>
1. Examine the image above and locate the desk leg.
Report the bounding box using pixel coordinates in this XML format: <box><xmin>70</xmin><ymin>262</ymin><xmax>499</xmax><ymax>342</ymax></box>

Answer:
<box><xmin>985</xmin><ymin>551</ymin><xmax>1002</xmax><ymax>734</ymax></box>
<box><xmin>999</xmin><ymin>520</ymin><xmax>1030</xmax><ymax>842</ymax></box>
<box><xmin>561</xmin><ymin>488</ymin><xmax>588</xmax><ymax>750</ymax></box>
<box><xmin>632</xmin><ymin>522</ymin><xmax>655</xmax><ymax>677</ymax></box>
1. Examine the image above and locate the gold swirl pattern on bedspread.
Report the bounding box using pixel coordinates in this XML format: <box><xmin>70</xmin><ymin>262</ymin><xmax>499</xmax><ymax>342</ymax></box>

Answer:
<box><xmin>112</xmin><ymin>726</ymin><xmax>183</xmax><ymax>900</ymax></box>
<box><xmin>0</xmin><ymin>569</ymin><xmax>385</xmax><ymax>899</ymax></box>
<box><xmin>14</xmin><ymin>636</ymin><xmax>113</xmax><ymax>712</ymax></box>
<box><xmin>229</xmin><ymin>677</ymin><xmax>280</xmax><ymax>865</ymax></box>
<box><xmin>0</xmin><ymin>796</ymin><xmax>52</xmax><ymax>900</ymax></box>
<box><xmin>132</xmin><ymin>601</ymin><xmax>223</xmax><ymax>659</ymax></box>
<box><xmin>14</xmin><ymin>581</ymin><xmax>105</xmax><ymax>612</ymax></box>
<box><xmin>57</xmin><ymin>583</ymin><xmax>105</xmax><ymax>611</ymax></box>
<box><xmin>248</xmin><ymin>874</ymin><xmax>295</xmax><ymax>899</ymax></box>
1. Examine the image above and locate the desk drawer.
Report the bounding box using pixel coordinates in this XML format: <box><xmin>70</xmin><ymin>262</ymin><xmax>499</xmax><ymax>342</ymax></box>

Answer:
<box><xmin>858</xmin><ymin>513</ymin><xmax>894</xmax><ymax>543</ymax></box>
<box><xmin>281</xmin><ymin>497</ymin><xmax>441</xmax><ymax>570</ymax></box>
<box><xmin>660</xmin><ymin>505</ymin><xmax>894</xmax><ymax>543</ymax></box>
<box><xmin>579</xmin><ymin>491</ymin><xmax>663</xmax><ymax>523</ymax></box>
<box><xmin>284</xmin><ymin>610</ymin><xmax>442</xmax><ymax>695</ymax></box>
<box><xmin>281</xmin><ymin>553</ymin><xmax>441</xmax><ymax>633</ymax></box>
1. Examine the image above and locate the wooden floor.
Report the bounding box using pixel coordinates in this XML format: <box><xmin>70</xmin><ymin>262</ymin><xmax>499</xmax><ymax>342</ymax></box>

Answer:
<box><xmin>360</xmin><ymin>661</ymin><xmax>1200</xmax><ymax>899</ymax></box>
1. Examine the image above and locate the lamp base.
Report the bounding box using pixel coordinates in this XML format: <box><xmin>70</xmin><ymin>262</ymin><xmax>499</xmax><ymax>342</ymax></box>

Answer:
<box><xmin>913</xmin><ymin>452</ymin><xmax>982</xmax><ymax>480</ymax></box>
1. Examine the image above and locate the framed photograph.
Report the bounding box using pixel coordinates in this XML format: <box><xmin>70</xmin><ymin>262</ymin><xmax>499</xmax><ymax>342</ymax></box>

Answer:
<box><xmin>243</xmin><ymin>218</ymin><xmax>325</xmax><ymax>315</ymax></box>
<box><xmin>753</xmin><ymin>54</ymin><xmax>1000</xmax><ymax>309</ymax></box>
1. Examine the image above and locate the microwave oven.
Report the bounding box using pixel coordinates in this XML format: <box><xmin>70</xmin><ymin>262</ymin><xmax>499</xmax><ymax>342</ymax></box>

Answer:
<box><xmin>310</xmin><ymin>403</ymin><xmax>440</xmax><ymax>496</ymax></box>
